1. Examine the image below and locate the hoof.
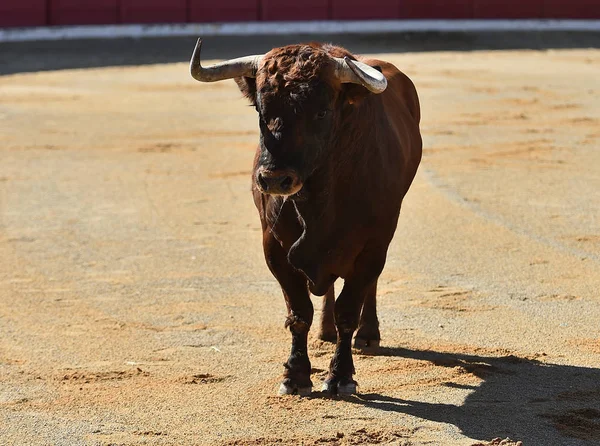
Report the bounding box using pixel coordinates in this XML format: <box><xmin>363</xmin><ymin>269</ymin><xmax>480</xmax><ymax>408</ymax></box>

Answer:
<box><xmin>353</xmin><ymin>337</ymin><xmax>380</xmax><ymax>351</ymax></box>
<box><xmin>321</xmin><ymin>378</ymin><xmax>358</xmax><ymax>396</ymax></box>
<box><xmin>278</xmin><ymin>381</ymin><xmax>312</xmax><ymax>397</ymax></box>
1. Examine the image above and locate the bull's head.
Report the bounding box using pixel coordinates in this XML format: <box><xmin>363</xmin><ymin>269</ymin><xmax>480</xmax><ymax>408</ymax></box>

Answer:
<box><xmin>190</xmin><ymin>39</ymin><xmax>387</xmax><ymax>197</ymax></box>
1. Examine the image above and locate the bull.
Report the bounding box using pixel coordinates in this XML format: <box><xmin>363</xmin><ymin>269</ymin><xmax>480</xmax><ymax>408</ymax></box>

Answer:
<box><xmin>190</xmin><ymin>39</ymin><xmax>422</xmax><ymax>395</ymax></box>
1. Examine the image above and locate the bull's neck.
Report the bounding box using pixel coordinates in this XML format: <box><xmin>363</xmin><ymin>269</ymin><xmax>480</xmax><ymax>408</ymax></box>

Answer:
<box><xmin>292</xmin><ymin>97</ymin><xmax>375</xmax><ymax>231</ymax></box>
<box><xmin>293</xmin><ymin>165</ymin><xmax>336</xmax><ymax>236</ymax></box>
<box><xmin>287</xmin><ymin>172</ymin><xmax>337</xmax><ymax>292</ymax></box>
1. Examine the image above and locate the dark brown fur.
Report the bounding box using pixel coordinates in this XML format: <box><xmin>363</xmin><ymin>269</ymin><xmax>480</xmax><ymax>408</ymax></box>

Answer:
<box><xmin>235</xmin><ymin>43</ymin><xmax>422</xmax><ymax>394</ymax></box>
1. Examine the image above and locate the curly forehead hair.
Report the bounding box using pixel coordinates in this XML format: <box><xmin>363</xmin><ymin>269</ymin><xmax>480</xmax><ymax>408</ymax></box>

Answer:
<box><xmin>256</xmin><ymin>43</ymin><xmax>338</xmax><ymax>96</ymax></box>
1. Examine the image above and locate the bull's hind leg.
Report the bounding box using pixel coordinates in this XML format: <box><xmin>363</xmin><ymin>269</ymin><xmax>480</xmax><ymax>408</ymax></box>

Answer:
<box><xmin>263</xmin><ymin>232</ymin><xmax>313</xmax><ymax>396</ymax></box>
<box><xmin>323</xmin><ymin>250</ymin><xmax>386</xmax><ymax>395</ymax></box>
<box><xmin>318</xmin><ymin>284</ymin><xmax>337</xmax><ymax>343</ymax></box>
<box><xmin>354</xmin><ymin>283</ymin><xmax>381</xmax><ymax>350</ymax></box>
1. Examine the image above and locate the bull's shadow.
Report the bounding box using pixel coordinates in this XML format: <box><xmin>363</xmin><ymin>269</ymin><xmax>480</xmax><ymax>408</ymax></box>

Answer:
<box><xmin>344</xmin><ymin>347</ymin><xmax>600</xmax><ymax>445</ymax></box>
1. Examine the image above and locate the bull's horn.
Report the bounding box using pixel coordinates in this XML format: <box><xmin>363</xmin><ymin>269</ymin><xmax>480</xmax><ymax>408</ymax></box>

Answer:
<box><xmin>334</xmin><ymin>56</ymin><xmax>387</xmax><ymax>94</ymax></box>
<box><xmin>190</xmin><ymin>38</ymin><xmax>263</xmax><ymax>82</ymax></box>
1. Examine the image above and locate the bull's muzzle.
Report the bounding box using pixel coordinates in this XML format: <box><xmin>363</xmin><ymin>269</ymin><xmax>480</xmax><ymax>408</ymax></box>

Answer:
<box><xmin>256</xmin><ymin>168</ymin><xmax>303</xmax><ymax>196</ymax></box>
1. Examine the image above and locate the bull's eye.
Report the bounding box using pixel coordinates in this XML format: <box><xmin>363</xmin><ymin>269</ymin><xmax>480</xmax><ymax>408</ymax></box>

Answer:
<box><xmin>315</xmin><ymin>110</ymin><xmax>328</xmax><ymax>120</ymax></box>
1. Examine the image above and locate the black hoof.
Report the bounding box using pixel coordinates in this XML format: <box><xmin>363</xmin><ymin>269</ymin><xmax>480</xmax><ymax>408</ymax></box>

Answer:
<box><xmin>321</xmin><ymin>376</ymin><xmax>358</xmax><ymax>395</ymax></box>
<box><xmin>278</xmin><ymin>378</ymin><xmax>313</xmax><ymax>396</ymax></box>
<box><xmin>353</xmin><ymin>337</ymin><xmax>380</xmax><ymax>351</ymax></box>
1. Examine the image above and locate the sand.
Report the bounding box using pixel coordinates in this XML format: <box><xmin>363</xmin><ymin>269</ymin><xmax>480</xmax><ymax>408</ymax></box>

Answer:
<box><xmin>0</xmin><ymin>46</ymin><xmax>599</xmax><ymax>445</ymax></box>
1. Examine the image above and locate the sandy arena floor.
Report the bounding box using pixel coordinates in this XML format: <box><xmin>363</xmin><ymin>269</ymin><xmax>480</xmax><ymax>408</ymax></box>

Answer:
<box><xmin>0</xmin><ymin>42</ymin><xmax>599</xmax><ymax>445</ymax></box>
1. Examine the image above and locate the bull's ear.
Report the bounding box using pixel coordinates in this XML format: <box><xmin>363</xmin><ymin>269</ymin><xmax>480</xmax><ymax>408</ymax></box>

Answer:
<box><xmin>235</xmin><ymin>76</ymin><xmax>257</xmax><ymax>106</ymax></box>
<box><xmin>341</xmin><ymin>64</ymin><xmax>383</xmax><ymax>105</ymax></box>
<box><xmin>342</xmin><ymin>83</ymin><xmax>372</xmax><ymax>106</ymax></box>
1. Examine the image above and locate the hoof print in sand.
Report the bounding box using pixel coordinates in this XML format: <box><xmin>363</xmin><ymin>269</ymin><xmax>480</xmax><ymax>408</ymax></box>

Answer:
<box><xmin>472</xmin><ymin>438</ymin><xmax>523</xmax><ymax>446</ymax></box>
<box><xmin>60</xmin><ymin>368</ymin><xmax>149</xmax><ymax>384</ymax></box>
<box><xmin>178</xmin><ymin>373</ymin><xmax>229</xmax><ymax>385</ymax></box>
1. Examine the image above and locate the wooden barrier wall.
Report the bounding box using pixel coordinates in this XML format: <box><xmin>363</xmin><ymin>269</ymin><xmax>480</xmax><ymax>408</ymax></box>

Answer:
<box><xmin>1</xmin><ymin>0</ymin><xmax>599</xmax><ymax>28</ymax></box>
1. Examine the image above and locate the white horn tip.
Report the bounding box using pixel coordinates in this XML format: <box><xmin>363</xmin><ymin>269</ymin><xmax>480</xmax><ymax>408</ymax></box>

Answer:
<box><xmin>344</xmin><ymin>56</ymin><xmax>387</xmax><ymax>94</ymax></box>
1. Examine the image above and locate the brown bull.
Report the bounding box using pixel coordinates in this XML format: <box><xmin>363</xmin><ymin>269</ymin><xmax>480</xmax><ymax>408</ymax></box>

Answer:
<box><xmin>190</xmin><ymin>39</ymin><xmax>422</xmax><ymax>395</ymax></box>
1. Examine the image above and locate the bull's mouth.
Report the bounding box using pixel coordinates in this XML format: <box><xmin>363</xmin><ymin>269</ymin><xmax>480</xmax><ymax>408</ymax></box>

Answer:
<box><xmin>288</xmin><ymin>187</ymin><xmax>308</xmax><ymax>201</ymax></box>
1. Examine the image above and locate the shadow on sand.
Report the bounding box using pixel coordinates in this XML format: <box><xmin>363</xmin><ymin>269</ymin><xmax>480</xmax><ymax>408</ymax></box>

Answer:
<box><xmin>329</xmin><ymin>347</ymin><xmax>600</xmax><ymax>445</ymax></box>
<box><xmin>2</xmin><ymin>31</ymin><xmax>600</xmax><ymax>76</ymax></box>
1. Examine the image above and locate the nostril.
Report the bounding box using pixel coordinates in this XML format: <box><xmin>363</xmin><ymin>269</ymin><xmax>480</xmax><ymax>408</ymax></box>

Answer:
<box><xmin>257</xmin><ymin>173</ymin><xmax>268</xmax><ymax>191</ymax></box>
<box><xmin>280</xmin><ymin>176</ymin><xmax>293</xmax><ymax>190</ymax></box>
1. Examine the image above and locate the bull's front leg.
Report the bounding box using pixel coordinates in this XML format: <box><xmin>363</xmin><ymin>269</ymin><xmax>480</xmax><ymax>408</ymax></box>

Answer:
<box><xmin>263</xmin><ymin>232</ymin><xmax>314</xmax><ymax>396</ymax></box>
<box><xmin>322</xmin><ymin>250</ymin><xmax>385</xmax><ymax>395</ymax></box>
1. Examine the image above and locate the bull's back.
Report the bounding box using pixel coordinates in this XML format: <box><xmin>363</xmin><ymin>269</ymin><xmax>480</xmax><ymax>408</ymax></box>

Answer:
<box><xmin>361</xmin><ymin>58</ymin><xmax>421</xmax><ymax>123</ymax></box>
<box><xmin>363</xmin><ymin>58</ymin><xmax>423</xmax><ymax>195</ymax></box>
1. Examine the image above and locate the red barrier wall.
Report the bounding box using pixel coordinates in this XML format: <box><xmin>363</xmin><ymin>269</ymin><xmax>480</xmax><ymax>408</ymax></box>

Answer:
<box><xmin>261</xmin><ymin>0</ymin><xmax>329</xmax><ymax>21</ymax></box>
<box><xmin>1</xmin><ymin>0</ymin><xmax>599</xmax><ymax>28</ymax></box>
<box><xmin>189</xmin><ymin>0</ymin><xmax>259</xmax><ymax>22</ymax></box>
<box><xmin>120</xmin><ymin>0</ymin><xmax>187</xmax><ymax>23</ymax></box>
<box><xmin>399</xmin><ymin>0</ymin><xmax>474</xmax><ymax>19</ymax></box>
<box><xmin>473</xmin><ymin>0</ymin><xmax>544</xmax><ymax>19</ymax></box>
<box><xmin>544</xmin><ymin>0</ymin><xmax>599</xmax><ymax>18</ymax></box>
<box><xmin>0</xmin><ymin>0</ymin><xmax>46</xmax><ymax>27</ymax></box>
<box><xmin>49</xmin><ymin>0</ymin><xmax>119</xmax><ymax>25</ymax></box>
<box><xmin>331</xmin><ymin>0</ymin><xmax>399</xmax><ymax>20</ymax></box>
